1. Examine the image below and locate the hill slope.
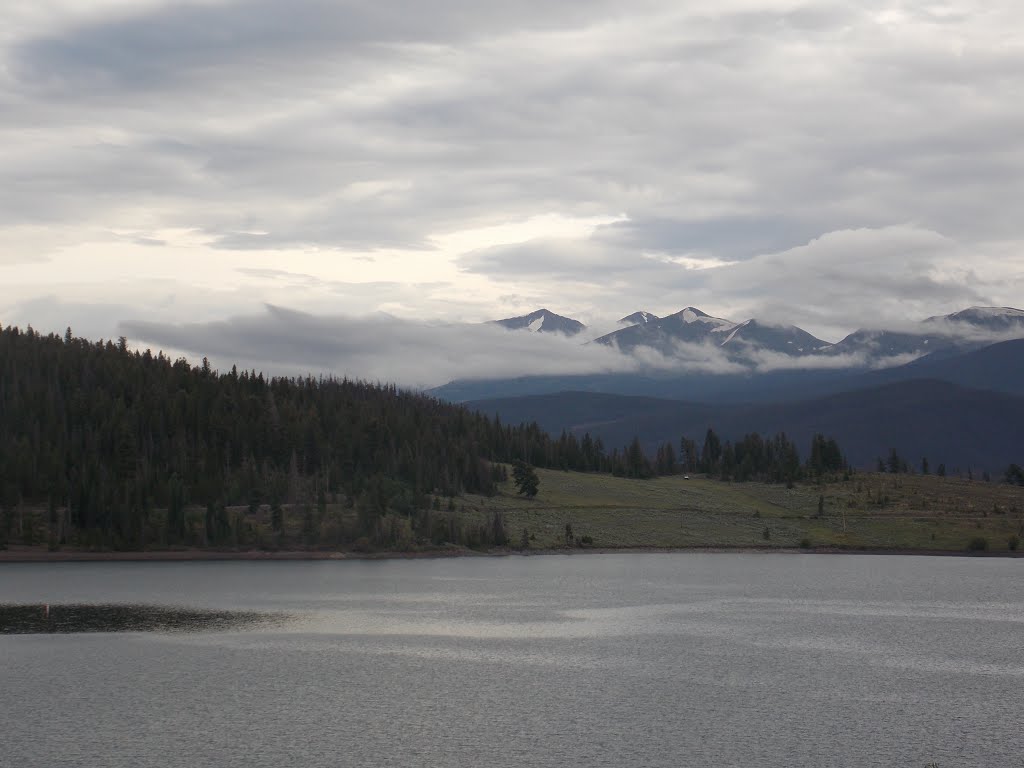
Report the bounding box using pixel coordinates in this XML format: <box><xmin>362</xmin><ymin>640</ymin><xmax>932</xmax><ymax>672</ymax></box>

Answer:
<box><xmin>470</xmin><ymin>379</ymin><xmax>1024</xmax><ymax>471</ymax></box>
<box><xmin>859</xmin><ymin>338</ymin><xmax>1024</xmax><ymax>396</ymax></box>
<box><xmin>435</xmin><ymin>337</ymin><xmax>1024</xmax><ymax>404</ymax></box>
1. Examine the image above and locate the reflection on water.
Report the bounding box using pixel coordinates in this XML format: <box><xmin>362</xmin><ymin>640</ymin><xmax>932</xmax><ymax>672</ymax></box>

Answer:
<box><xmin>2</xmin><ymin>556</ymin><xmax>1024</xmax><ymax>768</ymax></box>
<box><xmin>0</xmin><ymin>603</ymin><xmax>288</xmax><ymax>634</ymax></box>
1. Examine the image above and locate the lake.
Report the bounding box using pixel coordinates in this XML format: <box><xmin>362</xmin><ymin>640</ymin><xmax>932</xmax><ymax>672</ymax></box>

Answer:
<box><xmin>2</xmin><ymin>554</ymin><xmax>1022</xmax><ymax>767</ymax></box>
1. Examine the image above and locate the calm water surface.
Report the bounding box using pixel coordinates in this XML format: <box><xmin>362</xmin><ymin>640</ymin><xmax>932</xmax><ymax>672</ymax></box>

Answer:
<box><xmin>1</xmin><ymin>554</ymin><xmax>1022</xmax><ymax>767</ymax></box>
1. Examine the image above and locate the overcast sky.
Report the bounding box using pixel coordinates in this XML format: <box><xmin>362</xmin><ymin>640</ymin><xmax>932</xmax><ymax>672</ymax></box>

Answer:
<box><xmin>2</xmin><ymin>0</ymin><xmax>1023</xmax><ymax>384</ymax></box>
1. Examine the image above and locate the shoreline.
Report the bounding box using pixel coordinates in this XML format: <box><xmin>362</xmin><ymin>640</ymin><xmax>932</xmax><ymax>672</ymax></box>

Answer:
<box><xmin>1</xmin><ymin>544</ymin><xmax>1020</xmax><ymax>562</ymax></box>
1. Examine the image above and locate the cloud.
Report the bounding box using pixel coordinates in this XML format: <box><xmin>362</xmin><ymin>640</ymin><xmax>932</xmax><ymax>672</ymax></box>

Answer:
<box><xmin>456</xmin><ymin>225</ymin><xmax>1019</xmax><ymax>341</ymax></box>
<box><xmin>118</xmin><ymin>299</ymin><xmax>994</xmax><ymax>392</ymax></box>
<box><xmin>11</xmin><ymin>0</ymin><xmax>628</xmax><ymax>94</ymax></box>
<box><xmin>456</xmin><ymin>236</ymin><xmax>728</xmax><ymax>323</ymax></box>
<box><xmin>625</xmin><ymin>340</ymin><xmax>748</xmax><ymax>376</ymax></box>
<box><xmin>742</xmin><ymin>347</ymin><xmax>923</xmax><ymax>373</ymax></box>
<box><xmin>119</xmin><ymin>305</ymin><xmax>644</xmax><ymax>388</ymax></box>
<box><xmin>4</xmin><ymin>290</ymin><xmax>246</xmax><ymax>345</ymax></box>
<box><xmin>4</xmin><ymin>0</ymin><xmax>1023</xmax><ymax>255</ymax></box>
<box><xmin>1</xmin><ymin>0</ymin><xmax>1024</xmax><ymax>357</ymax></box>
<box><xmin>12</xmin><ymin>291</ymin><xmax>1018</xmax><ymax>394</ymax></box>
<box><xmin>591</xmin><ymin>215</ymin><xmax>823</xmax><ymax>262</ymax></box>
<box><xmin>698</xmin><ymin>226</ymin><xmax>995</xmax><ymax>337</ymax></box>
<box><xmin>124</xmin><ymin>302</ymin><xmax>870</xmax><ymax>388</ymax></box>
<box><xmin>460</xmin><ymin>238</ymin><xmax>674</xmax><ymax>280</ymax></box>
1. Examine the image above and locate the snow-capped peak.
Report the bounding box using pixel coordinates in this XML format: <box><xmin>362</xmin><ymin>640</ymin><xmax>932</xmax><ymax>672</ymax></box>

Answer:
<box><xmin>666</xmin><ymin>307</ymin><xmax>736</xmax><ymax>332</ymax></box>
<box><xmin>674</xmin><ymin>306</ymin><xmax>708</xmax><ymax>321</ymax></box>
<box><xmin>618</xmin><ymin>311</ymin><xmax>659</xmax><ymax>326</ymax></box>
<box><xmin>492</xmin><ymin>308</ymin><xmax>587</xmax><ymax>336</ymax></box>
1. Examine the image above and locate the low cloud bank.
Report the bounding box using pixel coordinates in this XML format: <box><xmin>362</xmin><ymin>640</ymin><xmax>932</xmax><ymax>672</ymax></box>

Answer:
<box><xmin>117</xmin><ymin>302</ymin><xmax>1024</xmax><ymax>391</ymax></box>
<box><xmin>121</xmin><ymin>306</ymin><xmax>641</xmax><ymax>389</ymax></box>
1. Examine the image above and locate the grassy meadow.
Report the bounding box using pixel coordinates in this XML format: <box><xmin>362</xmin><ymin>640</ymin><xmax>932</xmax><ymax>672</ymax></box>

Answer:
<box><xmin>461</xmin><ymin>467</ymin><xmax>1024</xmax><ymax>554</ymax></box>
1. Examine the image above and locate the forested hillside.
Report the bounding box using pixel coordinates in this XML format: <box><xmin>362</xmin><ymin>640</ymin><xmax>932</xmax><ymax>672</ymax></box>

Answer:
<box><xmin>0</xmin><ymin>325</ymin><xmax>607</xmax><ymax>549</ymax></box>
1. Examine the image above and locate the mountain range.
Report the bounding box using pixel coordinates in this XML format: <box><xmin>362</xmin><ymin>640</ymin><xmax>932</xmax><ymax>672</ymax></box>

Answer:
<box><xmin>458</xmin><ymin>304</ymin><xmax>1024</xmax><ymax>402</ymax></box>
<box><xmin>450</xmin><ymin>306</ymin><xmax>1024</xmax><ymax>471</ymax></box>
<box><xmin>603</xmin><ymin>306</ymin><xmax>835</xmax><ymax>359</ymax></box>
<box><xmin>494</xmin><ymin>304</ymin><xmax>1024</xmax><ymax>360</ymax></box>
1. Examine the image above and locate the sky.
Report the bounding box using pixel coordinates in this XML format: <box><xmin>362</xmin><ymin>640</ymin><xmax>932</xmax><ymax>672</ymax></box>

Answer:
<box><xmin>2</xmin><ymin>0</ymin><xmax>1023</xmax><ymax>386</ymax></box>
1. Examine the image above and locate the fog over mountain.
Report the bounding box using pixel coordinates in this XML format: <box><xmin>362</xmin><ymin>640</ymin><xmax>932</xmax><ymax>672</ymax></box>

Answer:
<box><xmin>114</xmin><ymin>302</ymin><xmax>1024</xmax><ymax>393</ymax></box>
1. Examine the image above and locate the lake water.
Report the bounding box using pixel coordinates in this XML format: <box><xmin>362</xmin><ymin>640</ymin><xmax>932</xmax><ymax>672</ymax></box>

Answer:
<box><xmin>2</xmin><ymin>554</ymin><xmax>1022</xmax><ymax>767</ymax></box>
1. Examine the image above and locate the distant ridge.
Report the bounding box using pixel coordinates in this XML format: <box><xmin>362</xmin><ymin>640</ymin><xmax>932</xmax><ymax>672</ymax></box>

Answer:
<box><xmin>468</xmin><ymin>379</ymin><xmax>1024</xmax><ymax>471</ymax></box>
<box><xmin>825</xmin><ymin>305</ymin><xmax>1024</xmax><ymax>360</ymax></box>
<box><xmin>433</xmin><ymin>338</ymin><xmax>1024</xmax><ymax>404</ymax></box>
<box><xmin>445</xmin><ymin>305</ymin><xmax>1024</xmax><ymax>404</ymax></box>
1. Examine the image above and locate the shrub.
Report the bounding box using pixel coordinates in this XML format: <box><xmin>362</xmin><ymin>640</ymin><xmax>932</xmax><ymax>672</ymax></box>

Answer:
<box><xmin>1008</xmin><ymin>535</ymin><xmax>1019</xmax><ymax>552</ymax></box>
<box><xmin>967</xmin><ymin>537</ymin><xmax>988</xmax><ymax>552</ymax></box>
<box><xmin>580</xmin><ymin>535</ymin><xmax>594</xmax><ymax>546</ymax></box>
<box><xmin>798</xmin><ymin>537</ymin><xmax>812</xmax><ymax>549</ymax></box>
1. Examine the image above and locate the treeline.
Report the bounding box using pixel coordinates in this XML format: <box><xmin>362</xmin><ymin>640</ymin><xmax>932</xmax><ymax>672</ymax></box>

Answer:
<box><xmin>0</xmin><ymin>323</ymin><xmax>848</xmax><ymax>551</ymax></box>
<box><xmin>614</xmin><ymin>430</ymin><xmax>845</xmax><ymax>485</ymax></box>
<box><xmin>875</xmin><ymin>449</ymin><xmax>1022</xmax><ymax>484</ymax></box>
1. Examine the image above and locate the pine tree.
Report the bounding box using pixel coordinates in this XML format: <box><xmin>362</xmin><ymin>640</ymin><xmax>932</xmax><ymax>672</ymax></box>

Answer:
<box><xmin>512</xmin><ymin>461</ymin><xmax>539</xmax><ymax>498</ymax></box>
